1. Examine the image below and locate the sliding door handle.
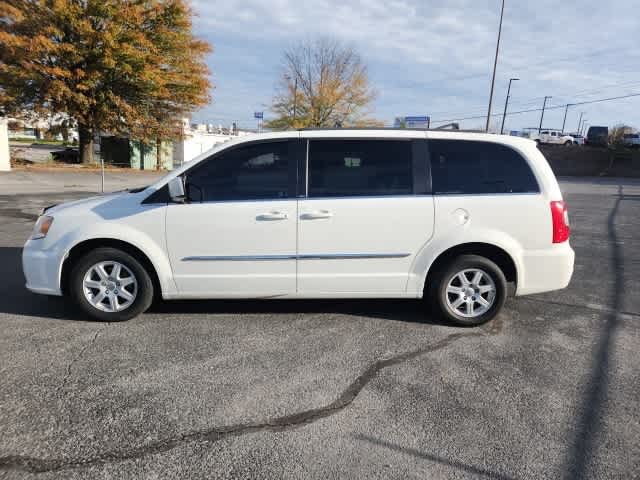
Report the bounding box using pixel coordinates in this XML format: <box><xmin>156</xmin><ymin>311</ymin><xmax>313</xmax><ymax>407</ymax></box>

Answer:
<box><xmin>300</xmin><ymin>210</ymin><xmax>333</xmax><ymax>220</ymax></box>
<box><xmin>256</xmin><ymin>211</ymin><xmax>288</xmax><ymax>221</ymax></box>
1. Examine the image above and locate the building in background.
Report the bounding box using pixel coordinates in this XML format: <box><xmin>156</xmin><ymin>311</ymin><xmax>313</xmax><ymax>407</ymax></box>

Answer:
<box><xmin>6</xmin><ymin>114</ymin><xmax>78</xmax><ymax>142</ymax></box>
<box><xmin>172</xmin><ymin>118</ymin><xmax>254</xmax><ymax>167</ymax></box>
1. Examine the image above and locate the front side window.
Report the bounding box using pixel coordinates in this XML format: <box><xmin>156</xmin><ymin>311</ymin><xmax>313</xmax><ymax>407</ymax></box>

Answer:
<box><xmin>186</xmin><ymin>141</ymin><xmax>291</xmax><ymax>202</ymax></box>
<box><xmin>308</xmin><ymin>140</ymin><xmax>413</xmax><ymax>197</ymax></box>
<box><xmin>429</xmin><ymin>140</ymin><xmax>539</xmax><ymax>195</ymax></box>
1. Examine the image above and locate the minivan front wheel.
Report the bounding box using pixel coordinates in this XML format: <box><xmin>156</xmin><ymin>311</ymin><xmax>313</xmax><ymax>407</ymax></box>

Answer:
<box><xmin>429</xmin><ymin>255</ymin><xmax>507</xmax><ymax>326</ymax></box>
<box><xmin>69</xmin><ymin>247</ymin><xmax>154</xmax><ymax>321</ymax></box>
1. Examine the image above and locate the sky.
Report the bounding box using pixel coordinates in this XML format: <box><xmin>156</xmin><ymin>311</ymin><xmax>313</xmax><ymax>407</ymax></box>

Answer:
<box><xmin>190</xmin><ymin>0</ymin><xmax>640</xmax><ymax>133</ymax></box>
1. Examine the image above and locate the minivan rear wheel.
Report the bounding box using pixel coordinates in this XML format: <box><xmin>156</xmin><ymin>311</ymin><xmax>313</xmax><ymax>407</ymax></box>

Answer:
<box><xmin>429</xmin><ymin>255</ymin><xmax>507</xmax><ymax>326</ymax></box>
<box><xmin>69</xmin><ymin>247</ymin><xmax>154</xmax><ymax>321</ymax></box>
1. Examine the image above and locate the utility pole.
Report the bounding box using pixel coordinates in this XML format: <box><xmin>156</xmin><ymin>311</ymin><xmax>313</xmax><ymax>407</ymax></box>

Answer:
<box><xmin>285</xmin><ymin>74</ymin><xmax>298</xmax><ymax>127</ymax></box>
<box><xmin>500</xmin><ymin>77</ymin><xmax>519</xmax><ymax>134</ymax></box>
<box><xmin>577</xmin><ymin>112</ymin><xmax>585</xmax><ymax>135</ymax></box>
<box><xmin>538</xmin><ymin>96</ymin><xmax>552</xmax><ymax>133</ymax></box>
<box><xmin>485</xmin><ymin>0</ymin><xmax>505</xmax><ymax>133</ymax></box>
<box><xmin>580</xmin><ymin>120</ymin><xmax>588</xmax><ymax>136</ymax></box>
<box><xmin>561</xmin><ymin>104</ymin><xmax>572</xmax><ymax>134</ymax></box>
<box><xmin>292</xmin><ymin>76</ymin><xmax>298</xmax><ymax>126</ymax></box>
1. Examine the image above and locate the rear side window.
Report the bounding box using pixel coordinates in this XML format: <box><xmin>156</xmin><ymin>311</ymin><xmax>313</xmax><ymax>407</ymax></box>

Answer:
<box><xmin>186</xmin><ymin>141</ymin><xmax>291</xmax><ymax>202</ymax></box>
<box><xmin>429</xmin><ymin>140</ymin><xmax>539</xmax><ymax>194</ymax></box>
<box><xmin>588</xmin><ymin>127</ymin><xmax>608</xmax><ymax>137</ymax></box>
<box><xmin>308</xmin><ymin>140</ymin><xmax>413</xmax><ymax>197</ymax></box>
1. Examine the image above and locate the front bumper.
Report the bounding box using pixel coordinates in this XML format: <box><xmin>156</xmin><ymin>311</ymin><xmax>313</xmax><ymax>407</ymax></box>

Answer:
<box><xmin>22</xmin><ymin>239</ymin><xmax>64</xmax><ymax>296</ymax></box>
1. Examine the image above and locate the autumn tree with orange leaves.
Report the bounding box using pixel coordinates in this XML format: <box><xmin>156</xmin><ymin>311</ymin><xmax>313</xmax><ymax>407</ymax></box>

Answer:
<box><xmin>0</xmin><ymin>0</ymin><xmax>211</xmax><ymax>164</ymax></box>
<box><xmin>266</xmin><ymin>38</ymin><xmax>379</xmax><ymax>130</ymax></box>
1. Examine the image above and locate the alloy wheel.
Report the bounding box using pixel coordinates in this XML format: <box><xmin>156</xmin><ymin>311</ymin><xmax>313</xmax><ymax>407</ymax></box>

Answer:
<box><xmin>445</xmin><ymin>268</ymin><xmax>497</xmax><ymax>318</ymax></box>
<box><xmin>82</xmin><ymin>261</ymin><xmax>138</xmax><ymax>312</ymax></box>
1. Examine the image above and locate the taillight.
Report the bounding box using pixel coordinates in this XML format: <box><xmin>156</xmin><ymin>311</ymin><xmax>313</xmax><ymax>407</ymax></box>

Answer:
<box><xmin>551</xmin><ymin>201</ymin><xmax>570</xmax><ymax>243</ymax></box>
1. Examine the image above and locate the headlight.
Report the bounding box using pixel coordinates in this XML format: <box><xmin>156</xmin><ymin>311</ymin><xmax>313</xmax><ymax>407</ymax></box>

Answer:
<box><xmin>31</xmin><ymin>215</ymin><xmax>54</xmax><ymax>240</ymax></box>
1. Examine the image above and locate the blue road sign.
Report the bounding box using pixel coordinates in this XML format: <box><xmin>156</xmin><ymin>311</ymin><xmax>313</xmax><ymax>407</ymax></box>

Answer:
<box><xmin>254</xmin><ymin>112</ymin><xmax>264</xmax><ymax>119</ymax></box>
<box><xmin>394</xmin><ymin>116</ymin><xmax>430</xmax><ymax>128</ymax></box>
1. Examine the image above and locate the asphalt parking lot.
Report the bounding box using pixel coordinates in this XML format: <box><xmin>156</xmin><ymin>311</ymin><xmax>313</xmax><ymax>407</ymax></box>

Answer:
<box><xmin>0</xmin><ymin>171</ymin><xmax>639</xmax><ymax>479</ymax></box>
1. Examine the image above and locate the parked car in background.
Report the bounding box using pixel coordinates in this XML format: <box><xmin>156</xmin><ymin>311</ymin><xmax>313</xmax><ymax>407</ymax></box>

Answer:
<box><xmin>51</xmin><ymin>148</ymin><xmax>80</xmax><ymax>164</ymax></box>
<box><xmin>622</xmin><ymin>133</ymin><xmax>640</xmax><ymax>148</ymax></box>
<box><xmin>531</xmin><ymin>130</ymin><xmax>575</xmax><ymax>146</ymax></box>
<box><xmin>568</xmin><ymin>134</ymin><xmax>585</xmax><ymax>145</ymax></box>
<box><xmin>23</xmin><ymin>130</ymin><xmax>575</xmax><ymax>326</ymax></box>
<box><xmin>585</xmin><ymin>126</ymin><xmax>609</xmax><ymax>147</ymax></box>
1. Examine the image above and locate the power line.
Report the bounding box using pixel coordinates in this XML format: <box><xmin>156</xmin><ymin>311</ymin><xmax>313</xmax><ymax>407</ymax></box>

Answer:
<box><xmin>390</xmin><ymin>47</ymin><xmax>638</xmax><ymax>91</ymax></box>
<box><xmin>431</xmin><ymin>92</ymin><xmax>640</xmax><ymax>124</ymax></box>
<box><xmin>393</xmin><ymin>46</ymin><xmax>640</xmax><ymax>119</ymax></box>
<box><xmin>424</xmin><ymin>79</ymin><xmax>640</xmax><ymax>119</ymax></box>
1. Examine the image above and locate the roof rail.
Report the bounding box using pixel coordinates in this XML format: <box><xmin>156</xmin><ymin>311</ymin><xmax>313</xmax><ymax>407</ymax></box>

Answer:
<box><xmin>295</xmin><ymin>126</ymin><xmax>488</xmax><ymax>134</ymax></box>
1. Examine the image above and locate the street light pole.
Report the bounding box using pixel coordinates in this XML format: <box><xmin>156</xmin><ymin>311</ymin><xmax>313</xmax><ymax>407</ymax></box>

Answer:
<box><xmin>500</xmin><ymin>77</ymin><xmax>519</xmax><ymax>135</ymax></box>
<box><xmin>485</xmin><ymin>0</ymin><xmax>506</xmax><ymax>133</ymax></box>
<box><xmin>538</xmin><ymin>96</ymin><xmax>552</xmax><ymax>133</ymax></box>
<box><xmin>561</xmin><ymin>104</ymin><xmax>572</xmax><ymax>134</ymax></box>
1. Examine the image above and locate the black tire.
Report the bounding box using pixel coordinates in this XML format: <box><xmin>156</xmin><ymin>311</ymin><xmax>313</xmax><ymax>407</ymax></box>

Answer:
<box><xmin>68</xmin><ymin>247</ymin><xmax>154</xmax><ymax>321</ymax></box>
<box><xmin>428</xmin><ymin>255</ymin><xmax>507</xmax><ymax>327</ymax></box>
<box><xmin>564</xmin><ymin>141</ymin><xmax>572</xmax><ymax>146</ymax></box>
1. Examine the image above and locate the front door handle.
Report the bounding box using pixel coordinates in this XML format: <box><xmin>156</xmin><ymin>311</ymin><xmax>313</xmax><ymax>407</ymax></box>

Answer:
<box><xmin>300</xmin><ymin>210</ymin><xmax>333</xmax><ymax>220</ymax></box>
<box><xmin>256</xmin><ymin>211</ymin><xmax>288</xmax><ymax>221</ymax></box>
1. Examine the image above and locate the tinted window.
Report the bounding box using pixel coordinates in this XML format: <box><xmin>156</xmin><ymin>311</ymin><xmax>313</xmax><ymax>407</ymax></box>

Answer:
<box><xmin>429</xmin><ymin>140</ymin><xmax>539</xmax><ymax>194</ymax></box>
<box><xmin>186</xmin><ymin>141</ymin><xmax>290</xmax><ymax>202</ymax></box>
<box><xmin>587</xmin><ymin>127</ymin><xmax>608</xmax><ymax>137</ymax></box>
<box><xmin>308</xmin><ymin>140</ymin><xmax>413</xmax><ymax>197</ymax></box>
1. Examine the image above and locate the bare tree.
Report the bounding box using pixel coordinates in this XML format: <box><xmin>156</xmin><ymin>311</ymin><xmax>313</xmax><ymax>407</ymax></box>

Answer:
<box><xmin>266</xmin><ymin>38</ymin><xmax>378</xmax><ymax>129</ymax></box>
<box><xmin>609</xmin><ymin>124</ymin><xmax>633</xmax><ymax>145</ymax></box>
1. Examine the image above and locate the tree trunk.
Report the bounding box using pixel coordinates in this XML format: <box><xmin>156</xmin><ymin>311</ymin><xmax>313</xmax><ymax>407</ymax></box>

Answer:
<box><xmin>156</xmin><ymin>139</ymin><xmax>162</xmax><ymax>170</ymax></box>
<box><xmin>78</xmin><ymin>124</ymin><xmax>94</xmax><ymax>164</ymax></box>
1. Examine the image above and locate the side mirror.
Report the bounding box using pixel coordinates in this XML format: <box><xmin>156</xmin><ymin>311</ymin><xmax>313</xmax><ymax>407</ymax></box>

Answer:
<box><xmin>168</xmin><ymin>177</ymin><xmax>186</xmax><ymax>202</ymax></box>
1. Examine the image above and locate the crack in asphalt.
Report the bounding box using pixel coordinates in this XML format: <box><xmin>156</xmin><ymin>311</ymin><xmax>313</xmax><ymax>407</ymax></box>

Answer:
<box><xmin>54</xmin><ymin>328</ymin><xmax>104</xmax><ymax>401</ymax></box>
<box><xmin>0</xmin><ymin>331</ymin><xmax>481</xmax><ymax>474</ymax></box>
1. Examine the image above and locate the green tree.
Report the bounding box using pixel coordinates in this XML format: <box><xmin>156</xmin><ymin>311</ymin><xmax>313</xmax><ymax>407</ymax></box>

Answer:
<box><xmin>0</xmin><ymin>0</ymin><xmax>211</xmax><ymax>163</ymax></box>
<box><xmin>266</xmin><ymin>38</ymin><xmax>378</xmax><ymax>130</ymax></box>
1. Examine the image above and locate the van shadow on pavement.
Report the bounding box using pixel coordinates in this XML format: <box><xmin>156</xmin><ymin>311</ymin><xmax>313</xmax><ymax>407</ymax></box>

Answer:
<box><xmin>0</xmin><ymin>246</ymin><xmax>444</xmax><ymax>326</ymax></box>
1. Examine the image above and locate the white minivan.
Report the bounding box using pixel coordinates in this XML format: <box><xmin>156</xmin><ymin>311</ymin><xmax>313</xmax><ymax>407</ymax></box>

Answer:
<box><xmin>23</xmin><ymin>129</ymin><xmax>574</xmax><ymax>326</ymax></box>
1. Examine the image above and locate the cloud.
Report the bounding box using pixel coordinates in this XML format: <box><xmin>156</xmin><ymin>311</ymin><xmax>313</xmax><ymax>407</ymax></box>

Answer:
<box><xmin>191</xmin><ymin>0</ymin><xmax>640</xmax><ymax>130</ymax></box>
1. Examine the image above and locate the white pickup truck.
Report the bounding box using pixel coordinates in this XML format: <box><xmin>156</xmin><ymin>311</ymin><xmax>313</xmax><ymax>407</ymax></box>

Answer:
<box><xmin>530</xmin><ymin>130</ymin><xmax>576</xmax><ymax>146</ymax></box>
<box><xmin>623</xmin><ymin>133</ymin><xmax>640</xmax><ymax>148</ymax></box>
